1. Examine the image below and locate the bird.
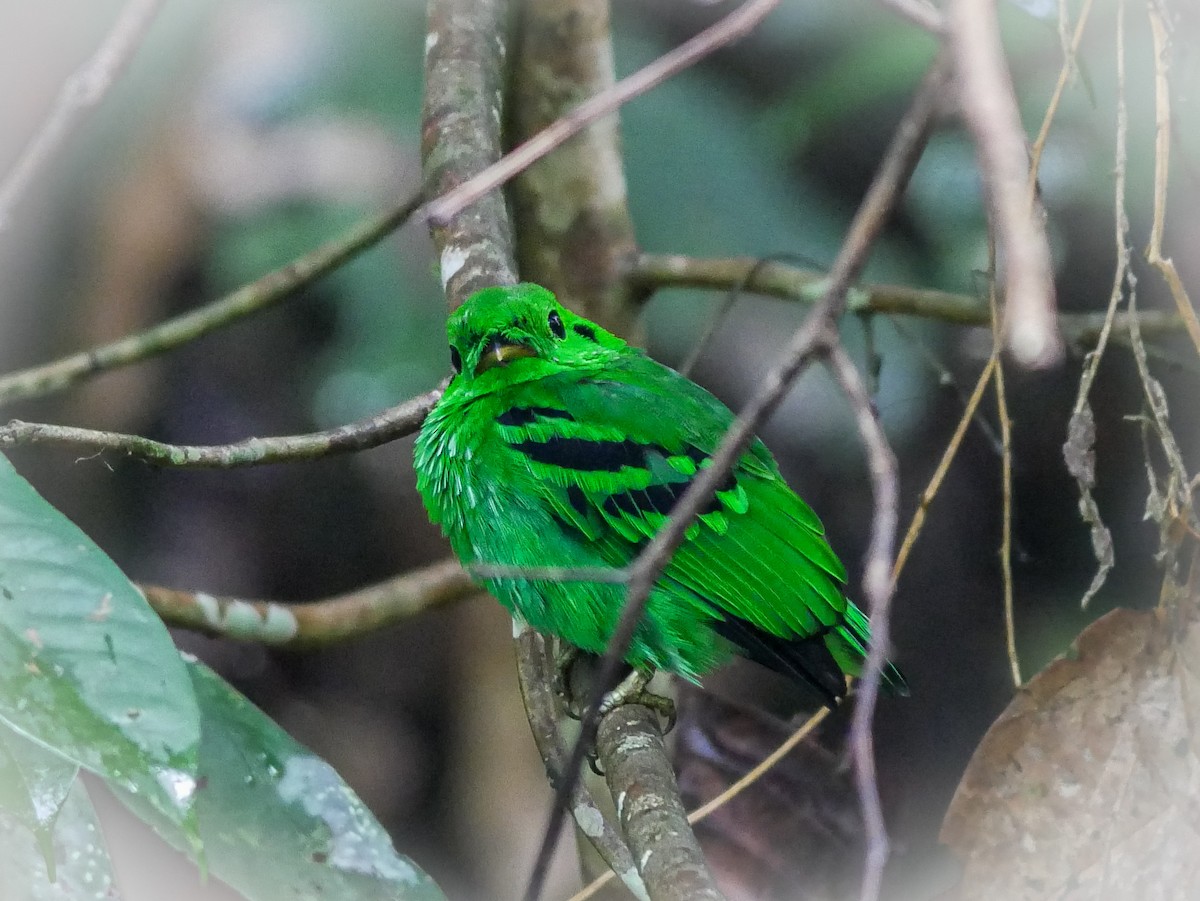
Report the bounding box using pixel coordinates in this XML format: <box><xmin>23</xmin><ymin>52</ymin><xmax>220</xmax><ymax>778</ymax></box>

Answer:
<box><xmin>414</xmin><ymin>283</ymin><xmax>907</xmax><ymax>710</ymax></box>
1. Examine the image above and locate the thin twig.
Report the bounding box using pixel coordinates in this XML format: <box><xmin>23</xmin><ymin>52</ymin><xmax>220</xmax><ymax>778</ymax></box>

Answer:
<box><xmin>989</xmin><ymin>260</ymin><xmax>1021</xmax><ymax>688</ymax></box>
<box><xmin>0</xmin><ymin>0</ymin><xmax>163</xmax><ymax>228</ymax></box>
<box><xmin>893</xmin><ymin>355</ymin><xmax>1000</xmax><ymax>584</ymax></box>
<box><xmin>0</xmin><ymin>385</ymin><xmax>443</xmax><ymax>467</ymax></box>
<box><xmin>142</xmin><ymin>558</ymin><xmax>475</xmax><ymax>648</ymax></box>
<box><xmin>1145</xmin><ymin>0</ymin><xmax>1200</xmax><ymax>358</ymax></box>
<box><xmin>1026</xmin><ymin>0</ymin><xmax>1096</xmax><ymax>198</ymax></box>
<box><xmin>629</xmin><ymin>252</ymin><xmax>1186</xmax><ymax>345</ymax></box>
<box><xmin>0</xmin><ymin>191</ymin><xmax>424</xmax><ymax>408</ymax></box>
<box><xmin>468</xmin><ymin>563</ymin><xmax>628</xmax><ymax>584</ymax></box>
<box><xmin>528</xmin><ymin>51</ymin><xmax>951</xmax><ymax>901</ymax></box>
<box><xmin>887</xmin><ymin>316</ymin><xmax>1004</xmax><ymax>456</ymax></box>
<box><xmin>949</xmin><ymin>0</ymin><xmax>1062</xmax><ymax>368</ymax></box>
<box><xmin>825</xmin><ymin>343</ymin><xmax>900</xmax><ymax>901</ymax></box>
<box><xmin>569</xmin><ymin>708</ymin><xmax>832</xmax><ymax>901</ymax></box>
<box><xmin>678</xmin><ymin>254</ymin><xmax>811</xmax><ymax>378</ymax></box>
<box><xmin>425</xmin><ymin>0</ymin><xmax>782</xmax><ymax>227</ymax></box>
<box><xmin>874</xmin><ymin>0</ymin><xmax>946</xmax><ymax>34</ymax></box>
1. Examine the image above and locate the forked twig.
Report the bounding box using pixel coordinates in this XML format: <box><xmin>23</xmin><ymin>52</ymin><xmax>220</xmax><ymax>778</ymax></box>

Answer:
<box><xmin>0</xmin><ymin>0</ymin><xmax>163</xmax><ymax>228</ymax></box>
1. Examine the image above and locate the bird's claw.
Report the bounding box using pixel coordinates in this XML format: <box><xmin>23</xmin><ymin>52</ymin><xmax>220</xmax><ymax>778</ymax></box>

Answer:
<box><xmin>598</xmin><ymin>669</ymin><xmax>677</xmax><ymax>734</ymax></box>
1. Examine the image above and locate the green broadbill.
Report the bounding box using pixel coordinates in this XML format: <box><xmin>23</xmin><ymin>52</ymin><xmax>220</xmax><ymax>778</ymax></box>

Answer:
<box><xmin>414</xmin><ymin>283</ymin><xmax>906</xmax><ymax>705</ymax></box>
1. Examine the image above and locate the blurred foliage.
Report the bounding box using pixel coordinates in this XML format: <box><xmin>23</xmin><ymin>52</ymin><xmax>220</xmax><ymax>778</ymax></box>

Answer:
<box><xmin>0</xmin><ymin>455</ymin><xmax>443</xmax><ymax>899</ymax></box>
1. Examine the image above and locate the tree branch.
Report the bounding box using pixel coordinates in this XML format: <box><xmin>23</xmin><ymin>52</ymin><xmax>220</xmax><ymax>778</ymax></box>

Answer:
<box><xmin>596</xmin><ymin>705</ymin><xmax>725</xmax><ymax>901</ymax></box>
<box><xmin>422</xmin><ymin>0</ymin><xmax>518</xmax><ymax>305</ymax></box>
<box><xmin>514</xmin><ymin>628</ymin><xmax>649</xmax><ymax>901</ymax></box>
<box><xmin>0</xmin><ymin>385</ymin><xmax>442</xmax><ymax>467</ymax></box>
<box><xmin>0</xmin><ymin>191</ymin><xmax>423</xmax><ymax>409</ymax></box>
<box><xmin>422</xmin><ymin>3</ymin><xmax>658</xmax><ymax>898</ymax></box>
<box><xmin>509</xmin><ymin>0</ymin><xmax>640</xmax><ymax>335</ymax></box>
<box><xmin>629</xmin><ymin>252</ymin><xmax>1186</xmax><ymax>347</ymax></box>
<box><xmin>142</xmin><ymin>558</ymin><xmax>476</xmax><ymax>648</ymax></box>
<box><xmin>949</xmin><ymin>0</ymin><xmax>1062</xmax><ymax>368</ymax></box>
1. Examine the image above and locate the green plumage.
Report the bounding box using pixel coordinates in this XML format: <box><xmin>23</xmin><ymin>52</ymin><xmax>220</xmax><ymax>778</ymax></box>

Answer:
<box><xmin>414</xmin><ymin>284</ymin><xmax>906</xmax><ymax>705</ymax></box>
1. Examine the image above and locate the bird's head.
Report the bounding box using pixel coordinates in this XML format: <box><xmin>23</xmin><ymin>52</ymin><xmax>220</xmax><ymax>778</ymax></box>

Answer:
<box><xmin>444</xmin><ymin>283</ymin><xmax>626</xmax><ymax>390</ymax></box>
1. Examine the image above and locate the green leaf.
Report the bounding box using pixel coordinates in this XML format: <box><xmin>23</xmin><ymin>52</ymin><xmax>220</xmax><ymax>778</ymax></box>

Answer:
<box><xmin>118</xmin><ymin>661</ymin><xmax>445</xmax><ymax>901</ymax></box>
<box><xmin>0</xmin><ymin>725</ymin><xmax>80</xmax><ymax>874</ymax></box>
<box><xmin>0</xmin><ymin>776</ymin><xmax>122</xmax><ymax>900</ymax></box>
<box><xmin>0</xmin><ymin>454</ymin><xmax>201</xmax><ymax>838</ymax></box>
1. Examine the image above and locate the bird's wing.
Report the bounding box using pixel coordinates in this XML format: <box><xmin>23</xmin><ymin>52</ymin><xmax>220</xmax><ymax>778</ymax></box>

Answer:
<box><xmin>495</xmin><ymin>356</ymin><xmax>850</xmax><ymax>643</ymax></box>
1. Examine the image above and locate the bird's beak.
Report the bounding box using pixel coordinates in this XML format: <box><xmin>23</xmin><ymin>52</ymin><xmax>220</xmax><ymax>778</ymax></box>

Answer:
<box><xmin>475</xmin><ymin>338</ymin><xmax>538</xmax><ymax>375</ymax></box>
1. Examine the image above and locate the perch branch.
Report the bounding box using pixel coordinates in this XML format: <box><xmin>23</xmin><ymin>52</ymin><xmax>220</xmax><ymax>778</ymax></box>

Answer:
<box><xmin>0</xmin><ymin>385</ymin><xmax>442</xmax><ymax>467</ymax></box>
<box><xmin>0</xmin><ymin>0</ymin><xmax>163</xmax><ymax>228</ymax></box>
<box><xmin>949</xmin><ymin>0</ymin><xmax>1061</xmax><ymax>368</ymax></box>
<box><xmin>514</xmin><ymin>628</ymin><xmax>648</xmax><ymax>901</ymax></box>
<box><xmin>596</xmin><ymin>705</ymin><xmax>724</xmax><ymax>901</ymax></box>
<box><xmin>0</xmin><ymin>191</ymin><xmax>423</xmax><ymax>408</ymax></box>
<box><xmin>570</xmin><ymin>707</ymin><xmax>831</xmax><ymax>901</ymax></box>
<box><xmin>421</xmin><ymin>4</ymin><xmax>671</xmax><ymax>900</ymax></box>
<box><xmin>143</xmin><ymin>558</ymin><xmax>476</xmax><ymax>648</ymax></box>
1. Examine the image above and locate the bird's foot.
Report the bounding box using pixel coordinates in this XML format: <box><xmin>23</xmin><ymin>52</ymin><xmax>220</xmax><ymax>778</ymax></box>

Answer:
<box><xmin>552</xmin><ymin>644</ymin><xmax>584</xmax><ymax>719</ymax></box>
<box><xmin>598</xmin><ymin>669</ymin><xmax>677</xmax><ymax>734</ymax></box>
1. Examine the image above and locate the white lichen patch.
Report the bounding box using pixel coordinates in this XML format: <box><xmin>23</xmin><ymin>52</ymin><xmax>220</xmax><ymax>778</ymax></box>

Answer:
<box><xmin>440</xmin><ymin>245</ymin><xmax>470</xmax><ymax>290</ymax></box>
<box><xmin>615</xmin><ymin>732</ymin><xmax>656</xmax><ymax>755</ymax></box>
<box><xmin>573</xmin><ymin>804</ymin><xmax>606</xmax><ymax>838</ymax></box>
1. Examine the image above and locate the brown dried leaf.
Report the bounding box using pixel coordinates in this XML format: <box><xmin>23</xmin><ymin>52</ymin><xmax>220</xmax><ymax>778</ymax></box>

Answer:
<box><xmin>940</xmin><ymin>607</ymin><xmax>1200</xmax><ymax>900</ymax></box>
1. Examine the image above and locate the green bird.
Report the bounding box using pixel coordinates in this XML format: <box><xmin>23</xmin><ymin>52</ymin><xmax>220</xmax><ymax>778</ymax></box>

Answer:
<box><xmin>414</xmin><ymin>283</ymin><xmax>906</xmax><ymax>706</ymax></box>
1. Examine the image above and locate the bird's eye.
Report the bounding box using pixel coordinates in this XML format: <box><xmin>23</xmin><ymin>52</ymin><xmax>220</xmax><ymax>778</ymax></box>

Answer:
<box><xmin>547</xmin><ymin>310</ymin><xmax>565</xmax><ymax>339</ymax></box>
<box><xmin>450</xmin><ymin>346</ymin><xmax>462</xmax><ymax>373</ymax></box>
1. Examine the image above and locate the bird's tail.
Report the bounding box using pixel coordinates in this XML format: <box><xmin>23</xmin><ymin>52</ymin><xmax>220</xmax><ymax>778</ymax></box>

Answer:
<box><xmin>826</xmin><ymin>602</ymin><xmax>909</xmax><ymax>697</ymax></box>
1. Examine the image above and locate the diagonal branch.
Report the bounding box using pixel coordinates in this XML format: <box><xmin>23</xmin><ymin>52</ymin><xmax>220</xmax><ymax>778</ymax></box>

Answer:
<box><xmin>0</xmin><ymin>191</ymin><xmax>423</xmax><ymax>409</ymax></box>
<box><xmin>530</xmin><ymin>48</ymin><xmax>952</xmax><ymax>901</ymax></box>
<box><xmin>425</xmin><ymin>0</ymin><xmax>782</xmax><ymax>228</ymax></box>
